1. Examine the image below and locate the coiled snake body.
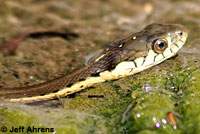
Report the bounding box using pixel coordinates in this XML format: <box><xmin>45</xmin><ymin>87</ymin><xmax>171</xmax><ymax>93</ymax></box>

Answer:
<box><xmin>0</xmin><ymin>23</ymin><xmax>188</xmax><ymax>103</ymax></box>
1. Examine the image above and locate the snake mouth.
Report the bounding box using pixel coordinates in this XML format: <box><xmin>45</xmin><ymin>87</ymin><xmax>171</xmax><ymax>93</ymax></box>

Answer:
<box><xmin>167</xmin><ymin>30</ymin><xmax>188</xmax><ymax>56</ymax></box>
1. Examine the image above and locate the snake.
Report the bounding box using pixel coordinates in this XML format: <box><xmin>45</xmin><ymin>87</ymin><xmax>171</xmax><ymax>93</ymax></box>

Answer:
<box><xmin>0</xmin><ymin>23</ymin><xmax>188</xmax><ymax>103</ymax></box>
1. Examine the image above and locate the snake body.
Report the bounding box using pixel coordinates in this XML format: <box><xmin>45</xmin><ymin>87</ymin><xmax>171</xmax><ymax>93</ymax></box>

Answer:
<box><xmin>0</xmin><ymin>23</ymin><xmax>188</xmax><ymax>103</ymax></box>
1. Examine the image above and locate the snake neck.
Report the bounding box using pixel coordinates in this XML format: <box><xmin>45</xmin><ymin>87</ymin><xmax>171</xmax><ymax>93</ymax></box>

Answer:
<box><xmin>0</xmin><ymin>48</ymin><xmax>121</xmax><ymax>99</ymax></box>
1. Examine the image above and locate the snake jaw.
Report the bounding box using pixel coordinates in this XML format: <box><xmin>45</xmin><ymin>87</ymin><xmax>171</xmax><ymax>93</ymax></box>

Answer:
<box><xmin>169</xmin><ymin>32</ymin><xmax>188</xmax><ymax>55</ymax></box>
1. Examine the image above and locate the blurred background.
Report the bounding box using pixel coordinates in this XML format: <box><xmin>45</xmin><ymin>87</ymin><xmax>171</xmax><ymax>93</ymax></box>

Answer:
<box><xmin>0</xmin><ymin>0</ymin><xmax>200</xmax><ymax>134</ymax></box>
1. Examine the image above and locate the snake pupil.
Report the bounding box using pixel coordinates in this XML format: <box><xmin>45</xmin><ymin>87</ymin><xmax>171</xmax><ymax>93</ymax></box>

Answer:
<box><xmin>158</xmin><ymin>41</ymin><xmax>165</xmax><ymax>49</ymax></box>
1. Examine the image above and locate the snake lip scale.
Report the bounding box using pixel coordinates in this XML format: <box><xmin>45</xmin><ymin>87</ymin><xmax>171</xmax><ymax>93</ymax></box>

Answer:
<box><xmin>0</xmin><ymin>23</ymin><xmax>188</xmax><ymax>103</ymax></box>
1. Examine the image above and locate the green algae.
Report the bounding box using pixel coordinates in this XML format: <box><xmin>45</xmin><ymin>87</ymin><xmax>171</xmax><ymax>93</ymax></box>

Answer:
<box><xmin>0</xmin><ymin>107</ymin><xmax>34</xmax><ymax>134</ymax></box>
<box><xmin>61</xmin><ymin>81</ymin><xmax>133</xmax><ymax>134</ymax></box>
<box><xmin>0</xmin><ymin>103</ymin><xmax>107</xmax><ymax>134</ymax></box>
<box><xmin>126</xmin><ymin>62</ymin><xmax>200</xmax><ymax>134</ymax></box>
<box><xmin>178</xmin><ymin>69</ymin><xmax>200</xmax><ymax>134</ymax></box>
<box><xmin>1</xmin><ymin>61</ymin><xmax>197</xmax><ymax>134</ymax></box>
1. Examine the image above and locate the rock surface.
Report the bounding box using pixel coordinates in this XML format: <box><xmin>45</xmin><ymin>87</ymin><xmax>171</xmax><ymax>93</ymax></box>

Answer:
<box><xmin>0</xmin><ymin>0</ymin><xmax>200</xmax><ymax>133</ymax></box>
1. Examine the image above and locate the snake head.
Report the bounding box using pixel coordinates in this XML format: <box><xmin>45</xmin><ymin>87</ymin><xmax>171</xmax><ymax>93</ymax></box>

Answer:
<box><xmin>143</xmin><ymin>23</ymin><xmax>188</xmax><ymax>66</ymax></box>
<box><xmin>117</xmin><ymin>23</ymin><xmax>188</xmax><ymax>68</ymax></box>
<box><xmin>145</xmin><ymin>23</ymin><xmax>188</xmax><ymax>54</ymax></box>
<box><xmin>91</xmin><ymin>23</ymin><xmax>188</xmax><ymax>76</ymax></box>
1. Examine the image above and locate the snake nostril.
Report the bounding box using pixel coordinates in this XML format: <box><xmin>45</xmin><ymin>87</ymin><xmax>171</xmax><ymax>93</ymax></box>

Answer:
<box><xmin>175</xmin><ymin>31</ymin><xmax>183</xmax><ymax>36</ymax></box>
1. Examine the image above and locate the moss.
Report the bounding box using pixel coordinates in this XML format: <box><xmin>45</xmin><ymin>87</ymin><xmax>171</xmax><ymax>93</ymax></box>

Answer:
<box><xmin>124</xmin><ymin>59</ymin><xmax>198</xmax><ymax>133</ymax></box>
<box><xmin>0</xmin><ymin>104</ymin><xmax>107</xmax><ymax>134</ymax></box>
<box><xmin>0</xmin><ymin>107</ymin><xmax>34</xmax><ymax>133</ymax></box>
<box><xmin>62</xmin><ymin>80</ymin><xmax>133</xmax><ymax>134</ymax></box>
<box><xmin>178</xmin><ymin>69</ymin><xmax>200</xmax><ymax>134</ymax></box>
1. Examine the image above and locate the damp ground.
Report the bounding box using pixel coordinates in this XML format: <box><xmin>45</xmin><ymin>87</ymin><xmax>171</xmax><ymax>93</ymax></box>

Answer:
<box><xmin>0</xmin><ymin>0</ymin><xmax>200</xmax><ymax>134</ymax></box>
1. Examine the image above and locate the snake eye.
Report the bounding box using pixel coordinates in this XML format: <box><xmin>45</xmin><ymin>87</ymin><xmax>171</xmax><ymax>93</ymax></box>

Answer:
<box><xmin>152</xmin><ymin>39</ymin><xmax>168</xmax><ymax>53</ymax></box>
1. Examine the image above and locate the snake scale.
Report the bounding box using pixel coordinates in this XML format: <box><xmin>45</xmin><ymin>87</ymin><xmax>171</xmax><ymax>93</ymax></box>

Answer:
<box><xmin>0</xmin><ymin>23</ymin><xmax>188</xmax><ymax>103</ymax></box>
